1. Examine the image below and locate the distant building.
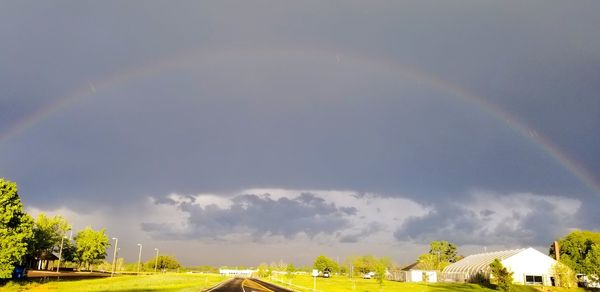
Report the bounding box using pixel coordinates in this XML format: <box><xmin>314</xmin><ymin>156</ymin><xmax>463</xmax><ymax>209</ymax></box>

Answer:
<box><xmin>442</xmin><ymin>247</ymin><xmax>558</xmax><ymax>286</ymax></box>
<box><xmin>219</xmin><ymin>268</ymin><xmax>256</xmax><ymax>277</ymax></box>
<box><xmin>400</xmin><ymin>262</ymin><xmax>438</xmax><ymax>283</ymax></box>
<box><xmin>36</xmin><ymin>251</ymin><xmax>59</xmax><ymax>270</ymax></box>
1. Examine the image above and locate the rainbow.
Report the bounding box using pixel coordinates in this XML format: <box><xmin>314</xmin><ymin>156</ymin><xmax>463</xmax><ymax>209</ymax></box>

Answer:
<box><xmin>2</xmin><ymin>45</ymin><xmax>598</xmax><ymax>195</ymax></box>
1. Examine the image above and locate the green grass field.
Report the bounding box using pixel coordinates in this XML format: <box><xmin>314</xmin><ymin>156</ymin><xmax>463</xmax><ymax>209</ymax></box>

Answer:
<box><xmin>0</xmin><ymin>273</ymin><xmax>227</xmax><ymax>292</ymax></box>
<box><xmin>267</xmin><ymin>274</ymin><xmax>588</xmax><ymax>292</ymax></box>
<box><xmin>1</xmin><ymin>273</ymin><xmax>592</xmax><ymax>292</ymax></box>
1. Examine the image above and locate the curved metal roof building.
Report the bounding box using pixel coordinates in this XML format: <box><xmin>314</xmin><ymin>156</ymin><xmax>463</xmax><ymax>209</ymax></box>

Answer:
<box><xmin>443</xmin><ymin>248</ymin><xmax>526</xmax><ymax>275</ymax></box>
<box><xmin>442</xmin><ymin>247</ymin><xmax>558</xmax><ymax>285</ymax></box>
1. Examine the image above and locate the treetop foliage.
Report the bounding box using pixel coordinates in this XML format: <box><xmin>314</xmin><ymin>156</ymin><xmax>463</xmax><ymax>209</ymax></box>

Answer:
<box><xmin>551</xmin><ymin>261</ymin><xmax>577</xmax><ymax>288</ymax></box>
<box><xmin>285</xmin><ymin>263</ymin><xmax>296</xmax><ymax>280</ymax></box>
<box><xmin>313</xmin><ymin>255</ymin><xmax>339</xmax><ymax>273</ymax></box>
<box><xmin>417</xmin><ymin>240</ymin><xmax>458</xmax><ymax>271</ymax></box>
<box><xmin>74</xmin><ymin>227</ymin><xmax>110</xmax><ymax>270</ymax></box>
<box><xmin>27</xmin><ymin>213</ymin><xmax>70</xmax><ymax>261</ymax></box>
<box><xmin>144</xmin><ymin>255</ymin><xmax>181</xmax><ymax>271</ymax></box>
<box><xmin>351</xmin><ymin>255</ymin><xmax>379</xmax><ymax>275</ymax></box>
<box><xmin>489</xmin><ymin>258</ymin><xmax>513</xmax><ymax>292</ymax></box>
<box><xmin>0</xmin><ymin>178</ymin><xmax>33</xmax><ymax>278</ymax></box>
<box><xmin>551</xmin><ymin>230</ymin><xmax>600</xmax><ymax>280</ymax></box>
<box><xmin>429</xmin><ymin>240</ymin><xmax>458</xmax><ymax>263</ymax></box>
<box><xmin>257</xmin><ymin>263</ymin><xmax>272</xmax><ymax>278</ymax></box>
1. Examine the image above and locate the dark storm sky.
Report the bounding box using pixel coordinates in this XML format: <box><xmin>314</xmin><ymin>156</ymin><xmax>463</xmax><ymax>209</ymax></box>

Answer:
<box><xmin>1</xmin><ymin>1</ymin><xmax>598</xmax><ymax>265</ymax></box>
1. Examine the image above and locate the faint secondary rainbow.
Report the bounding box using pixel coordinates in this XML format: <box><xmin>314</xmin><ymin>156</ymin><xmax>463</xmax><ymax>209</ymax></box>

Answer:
<box><xmin>2</xmin><ymin>45</ymin><xmax>598</xmax><ymax>196</ymax></box>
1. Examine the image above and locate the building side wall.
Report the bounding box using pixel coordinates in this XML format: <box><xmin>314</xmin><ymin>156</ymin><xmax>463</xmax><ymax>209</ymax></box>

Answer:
<box><xmin>502</xmin><ymin>248</ymin><xmax>556</xmax><ymax>285</ymax></box>
<box><xmin>406</xmin><ymin>270</ymin><xmax>437</xmax><ymax>283</ymax></box>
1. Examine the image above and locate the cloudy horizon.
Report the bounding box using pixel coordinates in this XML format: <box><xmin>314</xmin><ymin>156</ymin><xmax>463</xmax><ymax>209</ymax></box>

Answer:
<box><xmin>2</xmin><ymin>1</ymin><xmax>599</xmax><ymax>266</ymax></box>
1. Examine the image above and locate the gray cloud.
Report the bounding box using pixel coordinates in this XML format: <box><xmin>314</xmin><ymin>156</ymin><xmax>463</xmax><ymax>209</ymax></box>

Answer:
<box><xmin>480</xmin><ymin>209</ymin><xmax>495</xmax><ymax>217</ymax></box>
<box><xmin>1</xmin><ymin>1</ymin><xmax>599</xmax><ymax>212</ymax></box>
<box><xmin>142</xmin><ymin>192</ymin><xmax>356</xmax><ymax>241</ymax></box>
<box><xmin>394</xmin><ymin>192</ymin><xmax>584</xmax><ymax>246</ymax></box>
<box><xmin>339</xmin><ymin>222</ymin><xmax>385</xmax><ymax>243</ymax></box>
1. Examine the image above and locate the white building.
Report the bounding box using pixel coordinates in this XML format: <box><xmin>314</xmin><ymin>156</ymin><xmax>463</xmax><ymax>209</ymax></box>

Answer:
<box><xmin>443</xmin><ymin>247</ymin><xmax>558</xmax><ymax>286</ymax></box>
<box><xmin>399</xmin><ymin>262</ymin><xmax>438</xmax><ymax>283</ymax></box>
<box><xmin>219</xmin><ymin>268</ymin><xmax>256</xmax><ymax>277</ymax></box>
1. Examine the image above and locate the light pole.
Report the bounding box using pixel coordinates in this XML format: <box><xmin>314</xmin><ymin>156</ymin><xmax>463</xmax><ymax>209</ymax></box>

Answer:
<box><xmin>111</xmin><ymin>237</ymin><xmax>119</xmax><ymax>276</ymax></box>
<box><xmin>154</xmin><ymin>248</ymin><xmax>159</xmax><ymax>273</ymax></box>
<box><xmin>137</xmin><ymin>243</ymin><xmax>143</xmax><ymax>274</ymax></box>
<box><xmin>56</xmin><ymin>230</ymin><xmax>69</xmax><ymax>273</ymax></box>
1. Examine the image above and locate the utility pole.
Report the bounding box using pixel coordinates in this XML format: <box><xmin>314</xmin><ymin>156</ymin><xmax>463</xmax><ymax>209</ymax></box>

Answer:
<box><xmin>154</xmin><ymin>248</ymin><xmax>159</xmax><ymax>273</ymax></box>
<box><xmin>111</xmin><ymin>237</ymin><xmax>119</xmax><ymax>276</ymax></box>
<box><xmin>56</xmin><ymin>230</ymin><xmax>68</xmax><ymax>273</ymax></box>
<box><xmin>137</xmin><ymin>243</ymin><xmax>143</xmax><ymax>274</ymax></box>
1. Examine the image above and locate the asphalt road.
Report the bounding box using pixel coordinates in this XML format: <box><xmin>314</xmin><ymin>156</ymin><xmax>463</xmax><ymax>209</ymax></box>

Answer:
<box><xmin>205</xmin><ymin>277</ymin><xmax>293</xmax><ymax>292</ymax></box>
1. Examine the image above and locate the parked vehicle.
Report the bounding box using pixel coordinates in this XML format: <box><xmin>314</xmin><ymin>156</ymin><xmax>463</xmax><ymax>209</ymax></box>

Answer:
<box><xmin>12</xmin><ymin>266</ymin><xmax>27</xmax><ymax>279</ymax></box>
<box><xmin>577</xmin><ymin>274</ymin><xmax>600</xmax><ymax>288</ymax></box>
<box><xmin>322</xmin><ymin>271</ymin><xmax>330</xmax><ymax>278</ymax></box>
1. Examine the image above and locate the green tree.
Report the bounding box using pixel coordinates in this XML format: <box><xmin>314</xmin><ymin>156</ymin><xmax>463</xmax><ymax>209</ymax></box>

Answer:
<box><xmin>429</xmin><ymin>240</ymin><xmax>458</xmax><ymax>263</ymax></box>
<box><xmin>257</xmin><ymin>263</ymin><xmax>271</xmax><ymax>278</ymax></box>
<box><xmin>94</xmin><ymin>260</ymin><xmax>112</xmax><ymax>272</ymax></box>
<box><xmin>551</xmin><ymin>230</ymin><xmax>600</xmax><ymax>279</ymax></box>
<box><xmin>374</xmin><ymin>259</ymin><xmax>387</xmax><ymax>287</ymax></box>
<box><xmin>27</xmin><ymin>213</ymin><xmax>70</xmax><ymax>267</ymax></box>
<box><xmin>352</xmin><ymin>255</ymin><xmax>378</xmax><ymax>275</ymax></box>
<box><xmin>551</xmin><ymin>261</ymin><xmax>577</xmax><ymax>288</ymax></box>
<box><xmin>74</xmin><ymin>227</ymin><xmax>109</xmax><ymax>270</ymax></box>
<box><xmin>0</xmin><ymin>178</ymin><xmax>34</xmax><ymax>278</ymax></box>
<box><xmin>583</xmin><ymin>244</ymin><xmax>600</xmax><ymax>282</ymax></box>
<box><xmin>417</xmin><ymin>253</ymin><xmax>438</xmax><ymax>270</ymax></box>
<box><xmin>60</xmin><ymin>239</ymin><xmax>77</xmax><ymax>263</ymax></box>
<box><xmin>313</xmin><ymin>255</ymin><xmax>339</xmax><ymax>273</ymax></box>
<box><xmin>416</xmin><ymin>240</ymin><xmax>458</xmax><ymax>271</ymax></box>
<box><xmin>490</xmin><ymin>259</ymin><xmax>513</xmax><ymax>292</ymax></box>
<box><xmin>285</xmin><ymin>263</ymin><xmax>296</xmax><ymax>281</ymax></box>
<box><xmin>145</xmin><ymin>255</ymin><xmax>181</xmax><ymax>271</ymax></box>
<box><xmin>339</xmin><ymin>264</ymin><xmax>348</xmax><ymax>275</ymax></box>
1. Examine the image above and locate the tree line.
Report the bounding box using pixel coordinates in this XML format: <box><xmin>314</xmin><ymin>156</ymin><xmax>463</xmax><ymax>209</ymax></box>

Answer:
<box><xmin>0</xmin><ymin>178</ymin><xmax>180</xmax><ymax>278</ymax></box>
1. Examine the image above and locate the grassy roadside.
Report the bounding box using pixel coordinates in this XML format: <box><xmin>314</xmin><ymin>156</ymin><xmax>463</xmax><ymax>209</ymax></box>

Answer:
<box><xmin>267</xmin><ymin>274</ymin><xmax>495</xmax><ymax>292</ymax></box>
<box><xmin>0</xmin><ymin>273</ymin><xmax>228</xmax><ymax>292</ymax></box>
<box><xmin>1</xmin><ymin>273</ymin><xmax>591</xmax><ymax>292</ymax></box>
<box><xmin>266</xmin><ymin>274</ymin><xmax>589</xmax><ymax>292</ymax></box>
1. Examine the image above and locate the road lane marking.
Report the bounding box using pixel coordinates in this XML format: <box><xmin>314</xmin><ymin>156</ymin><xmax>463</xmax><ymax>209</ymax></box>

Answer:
<box><xmin>205</xmin><ymin>277</ymin><xmax>235</xmax><ymax>292</ymax></box>
<box><xmin>242</xmin><ymin>278</ymin><xmax>274</xmax><ymax>292</ymax></box>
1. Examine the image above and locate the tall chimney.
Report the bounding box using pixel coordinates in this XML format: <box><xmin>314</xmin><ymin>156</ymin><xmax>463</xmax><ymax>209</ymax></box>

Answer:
<box><xmin>554</xmin><ymin>241</ymin><xmax>560</xmax><ymax>261</ymax></box>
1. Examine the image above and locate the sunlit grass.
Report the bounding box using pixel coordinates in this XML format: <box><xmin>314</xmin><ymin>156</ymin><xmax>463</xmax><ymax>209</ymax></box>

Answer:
<box><xmin>268</xmin><ymin>274</ymin><xmax>495</xmax><ymax>292</ymax></box>
<box><xmin>267</xmin><ymin>274</ymin><xmax>588</xmax><ymax>292</ymax></box>
<box><xmin>1</xmin><ymin>273</ymin><xmax>590</xmax><ymax>292</ymax></box>
<box><xmin>0</xmin><ymin>273</ymin><xmax>227</xmax><ymax>292</ymax></box>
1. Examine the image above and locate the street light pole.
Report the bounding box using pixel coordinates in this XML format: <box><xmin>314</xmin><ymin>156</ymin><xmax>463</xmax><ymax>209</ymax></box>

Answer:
<box><xmin>111</xmin><ymin>237</ymin><xmax>119</xmax><ymax>277</ymax></box>
<box><xmin>56</xmin><ymin>230</ymin><xmax>68</xmax><ymax>273</ymax></box>
<box><xmin>137</xmin><ymin>243</ymin><xmax>143</xmax><ymax>274</ymax></box>
<box><xmin>154</xmin><ymin>248</ymin><xmax>159</xmax><ymax>273</ymax></box>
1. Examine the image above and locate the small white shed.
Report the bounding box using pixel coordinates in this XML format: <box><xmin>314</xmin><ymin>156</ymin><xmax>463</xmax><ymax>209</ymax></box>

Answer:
<box><xmin>443</xmin><ymin>247</ymin><xmax>558</xmax><ymax>286</ymax></box>
<box><xmin>401</xmin><ymin>262</ymin><xmax>438</xmax><ymax>283</ymax></box>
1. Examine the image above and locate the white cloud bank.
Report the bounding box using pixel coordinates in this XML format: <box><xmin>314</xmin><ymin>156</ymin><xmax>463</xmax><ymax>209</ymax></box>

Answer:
<box><xmin>26</xmin><ymin>189</ymin><xmax>582</xmax><ymax>266</ymax></box>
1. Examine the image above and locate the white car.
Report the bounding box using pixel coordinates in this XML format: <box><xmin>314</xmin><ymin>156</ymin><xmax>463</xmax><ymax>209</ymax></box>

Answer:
<box><xmin>362</xmin><ymin>273</ymin><xmax>372</xmax><ymax>279</ymax></box>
